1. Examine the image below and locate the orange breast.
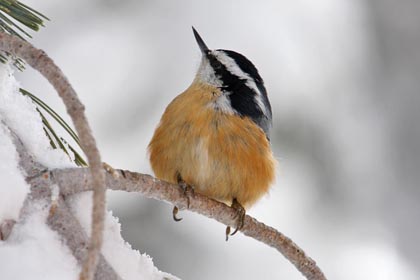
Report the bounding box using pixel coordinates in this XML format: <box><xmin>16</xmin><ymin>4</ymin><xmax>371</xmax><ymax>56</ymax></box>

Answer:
<box><xmin>148</xmin><ymin>81</ymin><xmax>276</xmax><ymax>208</ymax></box>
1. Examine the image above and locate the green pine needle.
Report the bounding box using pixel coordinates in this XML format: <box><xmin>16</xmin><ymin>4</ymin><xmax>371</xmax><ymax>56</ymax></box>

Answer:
<box><xmin>20</xmin><ymin>89</ymin><xmax>82</xmax><ymax>146</ymax></box>
<box><xmin>0</xmin><ymin>1</ymin><xmax>48</xmax><ymax>69</ymax></box>
<box><xmin>0</xmin><ymin>1</ymin><xmax>48</xmax><ymax>32</ymax></box>
<box><xmin>14</xmin><ymin>1</ymin><xmax>49</xmax><ymax>22</ymax></box>
<box><xmin>20</xmin><ymin>88</ymin><xmax>88</xmax><ymax>167</ymax></box>
<box><xmin>0</xmin><ymin>2</ymin><xmax>88</xmax><ymax>167</ymax></box>
<box><xmin>0</xmin><ymin>11</ymin><xmax>32</xmax><ymax>38</ymax></box>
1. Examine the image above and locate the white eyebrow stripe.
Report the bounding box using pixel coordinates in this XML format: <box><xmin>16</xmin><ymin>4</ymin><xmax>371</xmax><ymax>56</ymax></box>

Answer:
<box><xmin>211</xmin><ymin>50</ymin><xmax>268</xmax><ymax>117</ymax></box>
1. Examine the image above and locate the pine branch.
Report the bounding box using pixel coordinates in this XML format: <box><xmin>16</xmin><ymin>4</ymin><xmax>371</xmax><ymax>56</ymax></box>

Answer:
<box><xmin>0</xmin><ymin>2</ymin><xmax>85</xmax><ymax>166</ymax></box>
<box><xmin>0</xmin><ymin>2</ymin><xmax>88</xmax><ymax>167</ymax></box>
<box><xmin>0</xmin><ymin>32</ymin><xmax>105</xmax><ymax>280</ymax></box>
<box><xmin>6</xmin><ymin>125</ymin><xmax>121</xmax><ymax>280</ymax></box>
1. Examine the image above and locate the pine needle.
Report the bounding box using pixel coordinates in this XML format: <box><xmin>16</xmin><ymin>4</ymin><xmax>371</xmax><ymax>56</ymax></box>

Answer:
<box><xmin>0</xmin><ymin>0</ymin><xmax>48</xmax><ymax>68</ymax></box>
<box><xmin>0</xmin><ymin>3</ymin><xmax>87</xmax><ymax>167</ymax></box>
<box><xmin>20</xmin><ymin>88</ymin><xmax>88</xmax><ymax>167</ymax></box>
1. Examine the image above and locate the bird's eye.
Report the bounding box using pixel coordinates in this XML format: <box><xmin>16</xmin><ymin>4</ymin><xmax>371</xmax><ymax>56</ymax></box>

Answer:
<box><xmin>213</xmin><ymin>62</ymin><xmax>223</xmax><ymax>70</ymax></box>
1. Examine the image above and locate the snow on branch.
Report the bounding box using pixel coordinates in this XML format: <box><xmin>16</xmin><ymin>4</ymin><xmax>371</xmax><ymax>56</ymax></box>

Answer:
<box><xmin>8</xmin><ymin>126</ymin><xmax>120</xmax><ymax>280</ymax></box>
<box><xmin>0</xmin><ymin>32</ymin><xmax>105</xmax><ymax>280</ymax></box>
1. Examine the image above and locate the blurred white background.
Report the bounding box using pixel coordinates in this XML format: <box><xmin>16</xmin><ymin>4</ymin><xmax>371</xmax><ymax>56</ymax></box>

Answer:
<box><xmin>15</xmin><ymin>0</ymin><xmax>420</xmax><ymax>279</ymax></box>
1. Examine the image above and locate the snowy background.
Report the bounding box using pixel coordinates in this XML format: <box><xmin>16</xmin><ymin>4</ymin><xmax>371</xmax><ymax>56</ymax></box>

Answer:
<box><xmin>6</xmin><ymin>0</ymin><xmax>420</xmax><ymax>279</ymax></box>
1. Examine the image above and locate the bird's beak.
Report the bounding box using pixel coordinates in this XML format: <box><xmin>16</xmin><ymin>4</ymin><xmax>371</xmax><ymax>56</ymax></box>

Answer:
<box><xmin>192</xmin><ymin>26</ymin><xmax>209</xmax><ymax>54</ymax></box>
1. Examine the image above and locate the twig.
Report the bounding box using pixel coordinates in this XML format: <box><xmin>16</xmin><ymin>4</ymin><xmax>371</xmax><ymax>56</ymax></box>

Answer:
<box><xmin>0</xmin><ymin>32</ymin><xmax>106</xmax><ymax>280</ymax></box>
<box><xmin>50</xmin><ymin>167</ymin><xmax>327</xmax><ymax>280</ymax></box>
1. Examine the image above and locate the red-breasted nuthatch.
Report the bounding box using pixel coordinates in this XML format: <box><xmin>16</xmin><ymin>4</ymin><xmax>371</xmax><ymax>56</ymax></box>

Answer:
<box><xmin>148</xmin><ymin>27</ymin><xmax>276</xmax><ymax>238</ymax></box>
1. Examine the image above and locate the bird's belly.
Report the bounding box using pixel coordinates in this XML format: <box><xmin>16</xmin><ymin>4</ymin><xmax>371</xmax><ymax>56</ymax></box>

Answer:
<box><xmin>174</xmin><ymin>114</ymin><xmax>275</xmax><ymax>208</ymax></box>
<box><xmin>149</xmin><ymin>95</ymin><xmax>276</xmax><ymax>208</ymax></box>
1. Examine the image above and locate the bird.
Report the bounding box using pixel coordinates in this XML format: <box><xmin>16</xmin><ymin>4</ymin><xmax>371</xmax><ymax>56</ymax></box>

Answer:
<box><xmin>148</xmin><ymin>27</ymin><xmax>276</xmax><ymax>239</ymax></box>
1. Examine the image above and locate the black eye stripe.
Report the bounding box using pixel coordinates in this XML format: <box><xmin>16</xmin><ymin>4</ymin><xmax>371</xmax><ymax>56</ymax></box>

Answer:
<box><xmin>206</xmin><ymin>51</ymin><xmax>272</xmax><ymax>139</ymax></box>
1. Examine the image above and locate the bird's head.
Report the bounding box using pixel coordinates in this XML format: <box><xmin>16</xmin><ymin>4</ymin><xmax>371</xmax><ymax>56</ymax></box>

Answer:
<box><xmin>192</xmin><ymin>27</ymin><xmax>272</xmax><ymax>139</ymax></box>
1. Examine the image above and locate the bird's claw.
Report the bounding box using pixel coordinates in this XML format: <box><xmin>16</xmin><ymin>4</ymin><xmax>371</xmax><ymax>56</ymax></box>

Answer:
<box><xmin>178</xmin><ymin>180</ymin><xmax>195</xmax><ymax>209</ymax></box>
<box><xmin>225</xmin><ymin>198</ymin><xmax>246</xmax><ymax>241</ymax></box>
<box><xmin>172</xmin><ymin>206</ymin><xmax>182</xmax><ymax>222</ymax></box>
<box><xmin>172</xmin><ymin>177</ymin><xmax>194</xmax><ymax>222</ymax></box>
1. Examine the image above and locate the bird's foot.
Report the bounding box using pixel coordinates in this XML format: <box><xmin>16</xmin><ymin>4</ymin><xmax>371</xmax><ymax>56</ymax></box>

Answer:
<box><xmin>225</xmin><ymin>198</ymin><xmax>246</xmax><ymax>241</ymax></box>
<box><xmin>178</xmin><ymin>180</ymin><xmax>195</xmax><ymax>209</ymax></box>
<box><xmin>172</xmin><ymin>178</ymin><xmax>194</xmax><ymax>222</ymax></box>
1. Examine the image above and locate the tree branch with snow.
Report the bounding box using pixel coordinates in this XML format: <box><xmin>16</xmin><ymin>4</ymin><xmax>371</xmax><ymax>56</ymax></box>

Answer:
<box><xmin>0</xmin><ymin>32</ymin><xmax>327</xmax><ymax>280</ymax></box>
<box><xmin>0</xmin><ymin>31</ymin><xmax>106</xmax><ymax>280</ymax></box>
<box><xmin>8</xmin><ymin>128</ymin><xmax>120</xmax><ymax>280</ymax></box>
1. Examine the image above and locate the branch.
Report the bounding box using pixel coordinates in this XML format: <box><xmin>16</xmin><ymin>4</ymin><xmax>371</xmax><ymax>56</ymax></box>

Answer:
<box><xmin>0</xmin><ymin>32</ymin><xmax>105</xmax><ymax>280</ymax></box>
<box><xmin>49</xmin><ymin>167</ymin><xmax>327</xmax><ymax>280</ymax></box>
<box><xmin>8</xmin><ymin>126</ymin><xmax>121</xmax><ymax>280</ymax></box>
